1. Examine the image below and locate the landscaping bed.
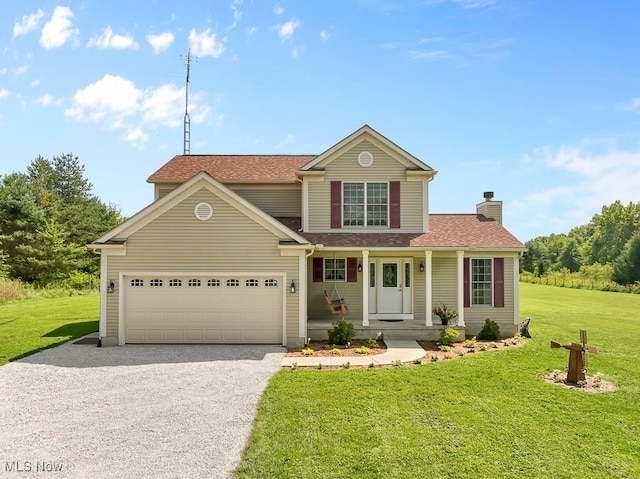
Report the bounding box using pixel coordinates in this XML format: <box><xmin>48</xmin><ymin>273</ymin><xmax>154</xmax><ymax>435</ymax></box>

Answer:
<box><xmin>286</xmin><ymin>339</ymin><xmax>387</xmax><ymax>357</ymax></box>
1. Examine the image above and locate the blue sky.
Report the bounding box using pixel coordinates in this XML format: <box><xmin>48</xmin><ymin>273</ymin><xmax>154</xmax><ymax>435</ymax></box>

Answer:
<box><xmin>2</xmin><ymin>0</ymin><xmax>640</xmax><ymax>242</ymax></box>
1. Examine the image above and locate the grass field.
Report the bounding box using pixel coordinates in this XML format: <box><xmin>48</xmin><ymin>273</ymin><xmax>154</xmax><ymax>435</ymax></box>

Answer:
<box><xmin>0</xmin><ymin>294</ymin><xmax>99</xmax><ymax>365</ymax></box>
<box><xmin>235</xmin><ymin>283</ymin><xmax>640</xmax><ymax>479</ymax></box>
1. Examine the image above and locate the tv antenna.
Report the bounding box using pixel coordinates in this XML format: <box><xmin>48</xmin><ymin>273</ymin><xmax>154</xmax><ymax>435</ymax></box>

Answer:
<box><xmin>181</xmin><ymin>48</ymin><xmax>197</xmax><ymax>155</ymax></box>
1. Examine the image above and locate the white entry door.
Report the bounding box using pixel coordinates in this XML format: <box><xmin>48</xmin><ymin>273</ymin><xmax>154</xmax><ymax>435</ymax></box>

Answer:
<box><xmin>377</xmin><ymin>260</ymin><xmax>403</xmax><ymax>314</ymax></box>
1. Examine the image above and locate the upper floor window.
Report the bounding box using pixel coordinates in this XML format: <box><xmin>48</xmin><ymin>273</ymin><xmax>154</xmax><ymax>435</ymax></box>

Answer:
<box><xmin>471</xmin><ymin>259</ymin><xmax>492</xmax><ymax>305</ymax></box>
<box><xmin>343</xmin><ymin>182</ymin><xmax>388</xmax><ymax>227</ymax></box>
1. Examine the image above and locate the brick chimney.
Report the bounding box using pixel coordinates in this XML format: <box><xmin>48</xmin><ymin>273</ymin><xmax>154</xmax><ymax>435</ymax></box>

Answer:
<box><xmin>476</xmin><ymin>191</ymin><xmax>502</xmax><ymax>224</ymax></box>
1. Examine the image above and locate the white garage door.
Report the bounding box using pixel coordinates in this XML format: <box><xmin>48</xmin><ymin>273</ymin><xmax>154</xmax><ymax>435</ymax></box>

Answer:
<box><xmin>124</xmin><ymin>274</ymin><xmax>284</xmax><ymax>344</ymax></box>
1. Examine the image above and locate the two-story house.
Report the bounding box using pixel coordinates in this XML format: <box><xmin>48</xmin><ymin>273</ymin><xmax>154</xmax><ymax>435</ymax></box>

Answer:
<box><xmin>90</xmin><ymin>125</ymin><xmax>525</xmax><ymax>347</ymax></box>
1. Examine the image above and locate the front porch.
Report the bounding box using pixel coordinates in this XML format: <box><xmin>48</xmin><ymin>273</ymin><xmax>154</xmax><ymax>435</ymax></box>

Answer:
<box><xmin>307</xmin><ymin>318</ymin><xmax>465</xmax><ymax>342</ymax></box>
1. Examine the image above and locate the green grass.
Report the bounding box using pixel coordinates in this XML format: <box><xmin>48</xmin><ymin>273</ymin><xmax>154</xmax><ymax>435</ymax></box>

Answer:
<box><xmin>0</xmin><ymin>294</ymin><xmax>99</xmax><ymax>365</ymax></box>
<box><xmin>235</xmin><ymin>283</ymin><xmax>640</xmax><ymax>479</ymax></box>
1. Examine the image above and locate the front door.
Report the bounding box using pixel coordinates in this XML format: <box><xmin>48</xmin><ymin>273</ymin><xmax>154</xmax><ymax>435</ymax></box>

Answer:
<box><xmin>378</xmin><ymin>261</ymin><xmax>403</xmax><ymax>314</ymax></box>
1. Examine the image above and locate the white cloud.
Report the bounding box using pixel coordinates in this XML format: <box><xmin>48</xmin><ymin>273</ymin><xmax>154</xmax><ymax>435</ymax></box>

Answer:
<box><xmin>30</xmin><ymin>80</ymin><xmax>40</xmax><ymax>87</ymax></box>
<box><xmin>0</xmin><ymin>89</ymin><xmax>10</xmax><ymax>99</ymax></box>
<box><xmin>291</xmin><ymin>46</ymin><xmax>302</xmax><ymax>58</ymax></box>
<box><xmin>13</xmin><ymin>8</ymin><xmax>45</xmax><ymax>38</ymax></box>
<box><xmin>229</xmin><ymin>0</ymin><xmax>243</xmax><ymax>30</ymax></box>
<box><xmin>277</xmin><ymin>18</ymin><xmax>301</xmax><ymax>41</ymax></box>
<box><xmin>141</xmin><ymin>84</ymin><xmax>184</xmax><ymax>128</ymax></box>
<box><xmin>14</xmin><ymin>65</ymin><xmax>29</xmax><ymax>77</ymax></box>
<box><xmin>188</xmin><ymin>28</ymin><xmax>226</xmax><ymax>57</ymax></box>
<box><xmin>320</xmin><ymin>30</ymin><xmax>330</xmax><ymax>41</ymax></box>
<box><xmin>273</xmin><ymin>4</ymin><xmax>284</xmax><ymax>15</ymax></box>
<box><xmin>405</xmin><ymin>49</ymin><xmax>452</xmax><ymax>61</ymax></box>
<box><xmin>40</xmin><ymin>6</ymin><xmax>79</xmax><ymax>49</ymax></box>
<box><xmin>33</xmin><ymin>93</ymin><xmax>55</xmax><ymax>105</ymax></box>
<box><xmin>87</xmin><ymin>26</ymin><xmax>139</xmax><ymax>50</ymax></box>
<box><xmin>65</xmin><ymin>74</ymin><xmax>141</xmax><ymax>122</ymax></box>
<box><xmin>65</xmin><ymin>74</ymin><xmax>211</xmax><ymax>148</ymax></box>
<box><xmin>147</xmin><ymin>32</ymin><xmax>175</xmax><ymax>54</ymax></box>
<box><xmin>245</xmin><ymin>26</ymin><xmax>257</xmax><ymax>36</ymax></box>
<box><xmin>512</xmin><ymin>141</ymin><xmax>640</xmax><ymax>236</ymax></box>
<box><xmin>454</xmin><ymin>0</ymin><xmax>497</xmax><ymax>8</ymax></box>
<box><xmin>618</xmin><ymin>97</ymin><xmax>640</xmax><ymax>112</ymax></box>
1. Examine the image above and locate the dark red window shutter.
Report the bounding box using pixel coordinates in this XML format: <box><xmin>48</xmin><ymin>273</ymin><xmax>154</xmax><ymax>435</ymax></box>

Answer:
<box><xmin>330</xmin><ymin>181</ymin><xmax>342</xmax><ymax>228</ymax></box>
<box><xmin>389</xmin><ymin>181</ymin><xmax>400</xmax><ymax>228</ymax></box>
<box><xmin>347</xmin><ymin>257</ymin><xmax>358</xmax><ymax>283</ymax></box>
<box><xmin>313</xmin><ymin>257</ymin><xmax>324</xmax><ymax>282</ymax></box>
<box><xmin>463</xmin><ymin>258</ymin><xmax>470</xmax><ymax>308</ymax></box>
<box><xmin>494</xmin><ymin>257</ymin><xmax>505</xmax><ymax>308</ymax></box>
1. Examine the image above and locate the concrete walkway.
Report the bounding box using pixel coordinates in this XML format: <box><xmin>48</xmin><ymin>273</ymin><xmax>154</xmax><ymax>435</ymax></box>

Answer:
<box><xmin>281</xmin><ymin>338</ymin><xmax>426</xmax><ymax>367</ymax></box>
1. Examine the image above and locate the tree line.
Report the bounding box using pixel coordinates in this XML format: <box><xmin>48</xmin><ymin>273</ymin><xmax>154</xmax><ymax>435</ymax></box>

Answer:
<box><xmin>521</xmin><ymin>200</ymin><xmax>640</xmax><ymax>286</ymax></box>
<box><xmin>0</xmin><ymin>154</ymin><xmax>124</xmax><ymax>286</ymax></box>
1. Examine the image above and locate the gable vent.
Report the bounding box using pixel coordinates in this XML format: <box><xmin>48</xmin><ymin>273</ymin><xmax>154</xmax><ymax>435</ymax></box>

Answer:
<box><xmin>194</xmin><ymin>202</ymin><xmax>213</xmax><ymax>221</ymax></box>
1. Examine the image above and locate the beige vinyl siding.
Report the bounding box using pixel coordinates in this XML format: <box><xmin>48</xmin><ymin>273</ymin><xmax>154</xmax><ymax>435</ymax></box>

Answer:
<box><xmin>307</xmin><ymin>139</ymin><xmax>424</xmax><ymax>232</ymax></box>
<box><xmin>464</xmin><ymin>255</ymin><xmax>517</xmax><ymax>335</ymax></box>
<box><xmin>227</xmin><ymin>184</ymin><xmax>301</xmax><ymax>217</ymax></box>
<box><xmin>432</xmin><ymin>256</ymin><xmax>458</xmax><ymax>322</ymax></box>
<box><xmin>306</xmin><ymin>253</ymin><xmax>363</xmax><ymax>322</ymax></box>
<box><xmin>477</xmin><ymin>201</ymin><xmax>503</xmax><ymax>224</ymax></box>
<box><xmin>105</xmin><ymin>187</ymin><xmax>299</xmax><ymax>342</ymax></box>
<box><xmin>155</xmin><ymin>183</ymin><xmax>182</xmax><ymax>200</ymax></box>
<box><xmin>412</xmin><ymin>258</ymin><xmax>426</xmax><ymax>319</ymax></box>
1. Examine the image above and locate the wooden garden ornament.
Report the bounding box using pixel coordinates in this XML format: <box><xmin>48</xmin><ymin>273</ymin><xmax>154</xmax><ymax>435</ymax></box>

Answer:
<box><xmin>550</xmin><ymin>330</ymin><xmax>598</xmax><ymax>383</ymax></box>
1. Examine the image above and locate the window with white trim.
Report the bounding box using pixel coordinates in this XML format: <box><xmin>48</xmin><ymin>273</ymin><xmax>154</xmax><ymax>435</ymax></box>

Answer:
<box><xmin>265</xmin><ymin>279</ymin><xmax>278</xmax><ymax>287</ymax></box>
<box><xmin>169</xmin><ymin>279</ymin><xmax>182</xmax><ymax>287</ymax></box>
<box><xmin>150</xmin><ymin>279</ymin><xmax>163</xmax><ymax>287</ymax></box>
<box><xmin>324</xmin><ymin>258</ymin><xmax>346</xmax><ymax>281</ymax></box>
<box><xmin>226</xmin><ymin>279</ymin><xmax>240</xmax><ymax>287</ymax></box>
<box><xmin>188</xmin><ymin>279</ymin><xmax>201</xmax><ymax>287</ymax></box>
<box><xmin>471</xmin><ymin>258</ymin><xmax>492</xmax><ymax>305</ymax></box>
<box><xmin>245</xmin><ymin>279</ymin><xmax>259</xmax><ymax>287</ymax></box>
<box><xmin>343</xmin><ymin>182</ymin><xmax>388</xmax><ymax>227</ymax></box>
<box><xmin>130</xmin><ymin>279</ymin><xmax>144</xmax><ymax>287</ymax></box>
<box><xmin>207</xmin><ymin>279</ymin><xmax>220</xmax><ymax>287</ymax></box>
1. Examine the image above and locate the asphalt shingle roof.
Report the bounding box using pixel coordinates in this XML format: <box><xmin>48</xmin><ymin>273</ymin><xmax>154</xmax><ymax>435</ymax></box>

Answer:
<box><xmin>276</xmin><ymin>215</ymin><xmax>525</xmax><ymax>249</ymax></box>
<box><xmin>147</xmin><ymin>155</ymin><xmax>316</xmax><ymax>182</ymax></box>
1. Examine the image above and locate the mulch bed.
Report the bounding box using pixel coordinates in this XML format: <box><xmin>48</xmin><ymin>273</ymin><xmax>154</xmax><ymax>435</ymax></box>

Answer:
<box><xmin>286</xmin><ymin>339</ymin><xmax>387</xmax><ymax>357</ymax></box>
<box><xmin>541</xmin><ymin>371</ymin><xmax>616</xmax><ymax>393</ymax></box>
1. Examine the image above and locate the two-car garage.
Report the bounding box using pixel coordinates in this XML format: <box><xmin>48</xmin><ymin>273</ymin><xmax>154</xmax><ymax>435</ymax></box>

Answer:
<box><xmin>122</xmin><ymin>273</ymin><xmax>284</xmax><ymax>344</ymax></box>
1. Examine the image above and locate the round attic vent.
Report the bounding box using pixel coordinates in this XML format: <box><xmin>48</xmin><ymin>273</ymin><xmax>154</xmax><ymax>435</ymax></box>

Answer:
<box><xmin>358</xmin><ymin>151</ymin><xmax>374</xmax><ymax>167</ymax></box>
<box><xmin>194</xmin><ymin>202</ymin><xmax>213</xmax><ymax>221</ymax></box>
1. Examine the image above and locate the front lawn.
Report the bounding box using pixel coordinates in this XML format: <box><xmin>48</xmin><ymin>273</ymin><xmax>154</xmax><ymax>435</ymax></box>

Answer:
<box><xmin>235</xmin><ymin>283</ymin><xmax>640</xmax><ymax>478</ymax></box>
<box><xmin>0</xmin><ymin>294</ymin><xmax>99</xmax><ymax>365</ymax></box>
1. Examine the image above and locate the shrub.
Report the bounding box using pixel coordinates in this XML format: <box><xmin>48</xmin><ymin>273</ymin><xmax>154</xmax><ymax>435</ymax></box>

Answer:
<box><xmin>355</xmin><ymin>346</ymin><xmax>372</xmax><ymax>355</ymax></box>
<box><xmin>302</xmin><ymin>348</ymin><xmax>314</xmax><ymax>356</ymax></box>
<box><xmin>463</xmin><ymin>337</ymin><xmax>477</xmax><ymax>349</ymax></box>
<box><xmin>330</xmin><ymin>348</ymin><xmax>343</xmax><ymax>356</ymax></box>
<box><xmin>413</xmin><ymin>358</ymin><xmax>422</xmax><ymax>364</ymax></box>
<box><xmin>438</xmin><ymin>345</ymin><xmax>451</xmax><ymax>352</ymax></box>
<box><xmin>328</xmin><ymin>317</ymin><xmax>355</xmax><ymax>345</ymax></box>
<box><xmin>430</xmin><ymin>355</ymin><xmax>438</xmax><ymax>363</ymax></box>
<box><xmin>366</xmin><ymin>338</ymin><xmax>379</xmax><ymax>348</ymax></box>
<box><xmin>342</xmin><ymin>362</ymin><xmax>351</xmax><ymax>369</ymax></box>
<box><xmin>478</xmin><ymin>319</ymin><xmax>501</xmax><ymax>341</ymax></box>
<box><xmin>439</xmin><ymin>327</ymin><xmax>458</xmax><ymax>346</ymax></box>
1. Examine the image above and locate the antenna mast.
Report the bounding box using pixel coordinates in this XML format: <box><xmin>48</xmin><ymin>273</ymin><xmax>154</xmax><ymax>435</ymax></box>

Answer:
<box><xmin>183</xmin><ymin>48</ymin><xmax>191</xmax><ymax>155</ymax></box>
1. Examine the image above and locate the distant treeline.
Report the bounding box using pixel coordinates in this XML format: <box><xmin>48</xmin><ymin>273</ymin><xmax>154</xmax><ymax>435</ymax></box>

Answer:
<box><xmin>521</xmin><ymin>200</ymin><xmax>640</xmax><ymax>292</ymax></box>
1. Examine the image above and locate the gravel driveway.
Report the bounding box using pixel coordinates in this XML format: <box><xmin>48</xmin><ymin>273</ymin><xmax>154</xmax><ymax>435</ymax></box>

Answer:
<box><xmin>0</xmin><ymin>340</ymin><xmax>284</xmax><ymax>479</ymax></box>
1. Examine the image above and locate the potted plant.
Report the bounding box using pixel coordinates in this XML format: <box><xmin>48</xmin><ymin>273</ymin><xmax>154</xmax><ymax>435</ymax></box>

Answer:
<box><xmin>432</xmin><ymin>302</ymin><xmax>458</xmax><ymax>325</ymax></box>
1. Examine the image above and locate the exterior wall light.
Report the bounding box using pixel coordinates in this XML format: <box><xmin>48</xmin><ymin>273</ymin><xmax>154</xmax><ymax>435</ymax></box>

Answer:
<box><xmin>419</xmin><ymin>262</ymin><xmax>425</xmax><ymax>272</ymax></box>
<box><xmin>107</xmin><ymin>280</ymin><xmax>115</xmax><ymax>293</ymax></box>
<box><xmin>357</xmin><ymin>263</ymin><xmax>363</xmax><ymax>272</ymax></box>
<box><xmin>290</xmin><ymin>280</ymin><xmax>296</xmax><ymax>293</ymax></box>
